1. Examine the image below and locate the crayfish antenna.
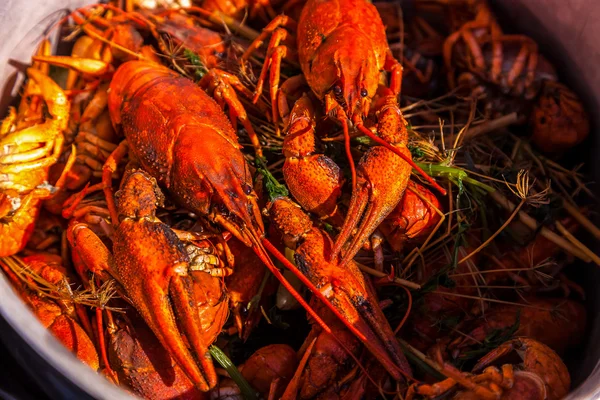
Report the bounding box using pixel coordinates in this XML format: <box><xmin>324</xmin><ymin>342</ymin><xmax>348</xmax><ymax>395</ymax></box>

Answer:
<box><xmin>341</xmin><ymin>116</ymin><xmax>357</xmax><ymax>192</ymax></box>
<box><xmin>250</xmin><ymin>236</ymin><xmax>336</xmax><ymax>337</ymax></box>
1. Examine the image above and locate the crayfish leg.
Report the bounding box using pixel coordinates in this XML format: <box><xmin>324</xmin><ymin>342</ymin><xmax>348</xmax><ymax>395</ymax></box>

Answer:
<box><xmin>199</xmin><ymin>69</ymin><xmax>264</xmax><ymax>157</ymax></box>
<box><xmin>241</xmin><ymin>14</ymin><xmax>298</xmax><ymax>134</ymax></box>
<box><xmin>32</xmin><ymin>55</ymin><xmax>112</xmax><ymax>77</ymax></box>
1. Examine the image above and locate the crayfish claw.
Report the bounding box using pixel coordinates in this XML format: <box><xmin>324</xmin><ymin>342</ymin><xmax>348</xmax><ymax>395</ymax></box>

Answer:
<box><xmin>168</xmin><ymin>273</ymin><xmax>218</xmax><ymax>389</ymax></box>
<box><xmin>331</xmin><ymin>261</ymin><xmax>413</xmax><ymax>378</ymax></box>
<box><xmin>273</xmin><ymin>197</ymin><xmax>412</xmax><ymax>380</ymax></box>
<box><xmin>119</xmin><ymin>263</ymin><xmax>217</xmax><ymax>392</ymax></box>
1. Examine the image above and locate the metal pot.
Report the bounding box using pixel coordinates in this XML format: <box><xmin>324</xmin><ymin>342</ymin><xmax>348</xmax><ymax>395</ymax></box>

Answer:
<box><xmin>0</xmin><ymin>0</ymin><xmax>598</xmax><ymax>398</ymax></box>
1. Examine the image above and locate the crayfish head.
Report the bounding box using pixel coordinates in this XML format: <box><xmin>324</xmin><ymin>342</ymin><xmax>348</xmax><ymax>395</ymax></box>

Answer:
<box><xmin>115</xmin><ymin>169</ymin><xmax>165</xmax><ymax>220</ymax></box>
<box><xmin>309</xmin><ymin>28</ymin><xmax>379</xmax><ymax>122</ymax></box>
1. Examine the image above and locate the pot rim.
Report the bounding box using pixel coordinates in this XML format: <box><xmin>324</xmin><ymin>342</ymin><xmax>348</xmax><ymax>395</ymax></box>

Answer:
<box><xmin>0</xmin><ymin>273</ymin><xmax>137</xmax><ymax>399</ymax></box>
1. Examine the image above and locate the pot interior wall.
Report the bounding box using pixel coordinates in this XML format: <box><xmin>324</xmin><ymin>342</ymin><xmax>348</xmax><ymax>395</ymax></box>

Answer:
<box><xmin>489</xmin><ymin>0</ymin><xmax>600</xmax><ymax>394</ymax></box>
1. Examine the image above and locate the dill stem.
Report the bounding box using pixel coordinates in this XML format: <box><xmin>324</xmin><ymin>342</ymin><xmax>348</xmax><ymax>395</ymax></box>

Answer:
<box><xmin>488</xmin><ymin>189</ymin><xmax>591</xmax><ymax>262</ymax></box>
<box><xmin>561</xmin><ymin>199</ymin><xmax>600</xmax><ymax>241</ymax></box>
<box><xmin>430</xmin><ymin>291</ymin><xmax>552</xmax><ymax>310</ymax></box>
<box><xmin>461</xmin><ymin>112</ymin><xmax>520</xmax><ymax>142</ymax></box>
<box><xmin>356</xmin><ymin>262</ymin><xmax>421</xmax><ymax>290</ymax></box>
<box><xmin>397</xmin><ymin>338</ymin><xmax>446</xmax><ymax>380</ymax></box>
<box><xmin>209</xmin><ymin>345</ymin><xmax>258</xmax><ymax>399</ymax></box>
<box><xmin>458</xmin><ymin>199</ymin><xmax>525</xmax><ymax>265</ymax></box>
<box><xmin>556</xmin><ymin>221</ymin><xmax>600</xmax><ymax>266</ymax></box>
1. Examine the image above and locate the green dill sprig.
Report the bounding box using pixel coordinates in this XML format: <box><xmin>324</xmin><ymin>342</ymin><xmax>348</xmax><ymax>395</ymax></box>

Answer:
<box><xmin>458</xmin><ymin>310</ymin><xmax>521</xmax><ymax>365</ymax></box>
<box><xmin>183</xmin><ymin>49</ymin><xmax>208</xmax><ymax>81</ymax></box>
<box><xmin>209</xmin><ymin>345</ymin><xmax>258</xmax><ymax>399</ymax></box>
<box><xmin>415</xmin><ymin>163</ymin><xmax>495</xmax><ymax>194</ymax></box>
<box><xmin>408</xmin><ymin>144</ymin><xmax>426</xmax><ymax>158</ymax></box>
<box><xmin>255</xmin><ymin>157</ymin><xmax>289</xmax><ymax>201</ymax></box>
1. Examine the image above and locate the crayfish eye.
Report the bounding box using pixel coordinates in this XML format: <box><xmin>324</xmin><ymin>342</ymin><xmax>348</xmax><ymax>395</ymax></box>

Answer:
<box><xmin>333</xmin><ymin>85</ymin><xmax>343</xmax><ymax>96</ymax></box>
<box><xmin>360</xmin><ymin>88</ymin><xmax>368</xmax><ymax>98</ymax></box>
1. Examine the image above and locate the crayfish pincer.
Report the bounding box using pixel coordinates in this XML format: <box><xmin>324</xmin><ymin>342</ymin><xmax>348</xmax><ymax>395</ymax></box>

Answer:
<box><xmin>68</xmin><ymin>169</ymin><xmax>227</xmax><ymax>391</ymax></box>
<box><xmin>266</xmin><ymin>196</ymin><xmax>413</xmax><ymax>380</ymax></box>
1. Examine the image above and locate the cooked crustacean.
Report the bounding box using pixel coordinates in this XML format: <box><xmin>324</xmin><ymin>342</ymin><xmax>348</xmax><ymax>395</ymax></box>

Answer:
<box><xmin>212</xmin><ymin>343</ymin><xmax>298</xmax><ymax>400</ymax></box>
<box><xmin>530</xmin><ymin>81</ymin><xmax>590</xmax><ymax>153</ymax></box>
<box><xmin>438</xmin><ymin>0</ymin><xmax>589</xmax><ymax>151</ymax></box>
<box><xmin>0</xmin><ymin>254</ymin><xmax>99</xmax><ymax>369</ymax></box>
<box><xmin>240</xmin><ymin>343</ymin><xmax>298</xmax><ymax>398</ymax></box>
<box><xmin>281</xmin><ymin>300</ymin><xmax>361</xmax><ymax>399</ymax></box>
<box><xmin>0</xmin><ymin>0</ymin><xmax>597</xmax><ymax>399</ymax></box>
<box><xmin>108</xmin><ymin>306</ymin><xmax>208</xmax><ymax>400</ymax></box>
<box><xmin>375</xmin><ymin>1</ymin><xmax>441</xmax><ymax>98</ymax></box>
<box><xmin>68</xmin><ymin>168</ymin><xmax>229</xmax><ymax>391</ymax></box>
<box><xmin>241</xmin><ymin>0</ymin><xmax>445</xmax><ymax>269</ymax></box>
<box><xmin>407</xmin><ymin>338</ymin><xmax>570</xmax><ymax>400</ymax></box>
<box><xmin>0</xmin><ymin>42</ymin><xmax>75</xmax><ymax>256</ymax></box>
<box><xmin>440</xmin><ymin>297</ymin><xmax>586</xmax><ymax>360</ymax></box>
<box><xmin>378</xmin><ymin>180</ymin><xmax>442</xmax><ymax>253</ymax></box>
<box><xmin>225</xmin><ymin>237</ymin><xmax>273</xmax><ymax>340</ymax></box>
<box><xmin>266</xmin><ymin>195</ymin><xmax>412</xmax><ymax>380</ymax></box>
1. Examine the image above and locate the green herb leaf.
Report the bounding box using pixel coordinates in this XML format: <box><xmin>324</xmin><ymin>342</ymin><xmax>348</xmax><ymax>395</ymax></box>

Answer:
<box><xmin>322</xmin><ymin>222</ymin><xmax>335</xmax><ymax>234</ymax></box>
<box><xmin>255</xmin><ymin>157</ymin><xmax>289</xmax><ymax>201</ymax></box>
<box><xmin>209</xmin><ymin>345</ymin><xmax>259</xmax><ymax>399</ymax></box>
<box><xmin>415</xmin><ymin>163</ymin><xmax>495</xmax><ymax>193</ymax></box>
<box><xmin>408</xmin><ymin>144</ymin><xmax>425</xmax><ymax>158</ymax></box>
<box><xmin>355</xmin><ymin>135</ymin><xmax>375</xmax><ymax>146</ymax></box>
<box><xmin>183</xmin><ymin>49</ymin><xmax>208</xmax><ymax>81</ymax></box>
<box><xmin>458</xmin><ymin>310</ymin><xmax>521</xmax><ymax>365</ymax></box>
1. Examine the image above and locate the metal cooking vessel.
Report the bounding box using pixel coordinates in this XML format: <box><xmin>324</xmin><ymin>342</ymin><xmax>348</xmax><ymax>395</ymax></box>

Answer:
<box><xmin>0</xmin><ymin>0</ymin><xmax>598</xmax><ymax>398</ymax></box>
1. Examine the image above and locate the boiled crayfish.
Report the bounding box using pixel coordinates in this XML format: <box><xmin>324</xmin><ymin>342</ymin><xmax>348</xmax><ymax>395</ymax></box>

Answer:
<box><xmin>407</xmin><ymin>338</ymin><xmax>571</xmax><ymax>400</ymax></box>
<box><xmin>0</xmin><ymin>1</ymin><xmax>594</xmax><ymax>399</ymax></box>
<box><xmin>0</xmin><ymin>44</ymin><xmax>75</xmax><ymax>256</ymax></box>
<box><xmin>242</xmin><ymin>0</ymin><xmax>445</xmax><ymax>268</ymax></box>
<box><xmin>440</xmin><ymin>0</ymin><xmax>590</xmax><ymax>152</ymax></box>
<box><xmin>0</xmin><ymin>254</ymin><xmax>99</xmax><ymax>369</ymax></box>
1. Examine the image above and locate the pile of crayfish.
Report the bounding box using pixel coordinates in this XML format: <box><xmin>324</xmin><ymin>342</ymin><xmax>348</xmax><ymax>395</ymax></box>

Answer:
<box><xmin>1</xmin><ymin>0</ymin><xmax>597</xmax><ymax>398</ymax></box>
